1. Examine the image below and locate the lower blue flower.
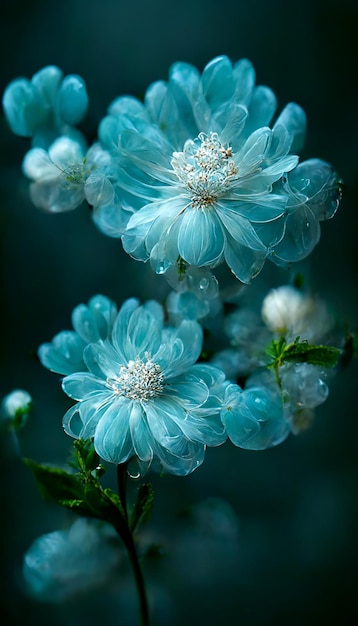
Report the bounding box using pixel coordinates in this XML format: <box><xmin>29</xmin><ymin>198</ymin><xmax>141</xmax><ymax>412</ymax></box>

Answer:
<box><xmin>59</xmin><ymin>298</ymin><xmax>227</xmax><ymax>475</ymax></box>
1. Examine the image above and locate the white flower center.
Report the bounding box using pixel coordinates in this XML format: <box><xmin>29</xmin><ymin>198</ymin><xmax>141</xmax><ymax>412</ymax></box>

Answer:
<box><xmin>171</xmin><ymin>132</ymin><xmax>238</xmax><ymax>208</ymax></box>
<box><xmin>106</xmin><ymin>353</ymin><xmax>164</xmax><ymax>401</ymax></box>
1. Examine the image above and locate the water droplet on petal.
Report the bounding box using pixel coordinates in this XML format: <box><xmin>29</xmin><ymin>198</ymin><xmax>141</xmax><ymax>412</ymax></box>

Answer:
<box><xmin>126</xmin><ymin>456</ymin><xmax>145</xmax><ymax>479</ymax></box>
<box><xmin>127</xmin><ymin>468</ymin><xmax>141</xmax><ymax>479</ymax></box>
<box><xmin>199</xmin><ymin>277</ymin><xmax>209</xmax><ymax>290</ymax></box>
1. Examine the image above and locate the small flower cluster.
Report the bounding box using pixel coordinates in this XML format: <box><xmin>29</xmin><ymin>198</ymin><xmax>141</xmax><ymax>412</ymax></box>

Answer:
<box><xmin>3</xmin><ymin>56</ymin><xmax>342</xmax><ymax>288</ymax></box>
<box><xmin>212</xmin><ymin>283</ymin><xmax>341</xmax><ymax>435</ymax></box>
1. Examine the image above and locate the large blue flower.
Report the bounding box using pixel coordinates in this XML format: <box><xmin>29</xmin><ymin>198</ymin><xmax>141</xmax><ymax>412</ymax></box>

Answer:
<box><xmin>95</xmin><ymin>55</ymin><xmax>341</xmax><ymax>283</ymax></box>
<box><xmin>40</xmin><ymin>296</ymin><xmax>228</xmax><ymax>475</ymax></box>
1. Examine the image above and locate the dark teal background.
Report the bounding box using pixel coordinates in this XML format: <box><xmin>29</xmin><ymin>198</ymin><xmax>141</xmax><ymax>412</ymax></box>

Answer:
<box><xmin>1</xmin><ymin>1</ymin><xmax>358</xmax><ymax>624</ymax></box>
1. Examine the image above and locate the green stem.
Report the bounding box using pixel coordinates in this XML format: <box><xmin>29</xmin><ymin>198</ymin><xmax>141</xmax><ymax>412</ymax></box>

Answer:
<box><xmin>116</xmin><ymin>463</ymin><xmax>150</xmax><ymax>626</ymax></box>
<box><xmin>117</xmin><ymin>462</ymin><xmax>129</xmax><ymax>522</ymax></box>
<box><xmin>125</xmin><ymin>533</ymin><xmax>150</xmax><ymax>626</ymax></box>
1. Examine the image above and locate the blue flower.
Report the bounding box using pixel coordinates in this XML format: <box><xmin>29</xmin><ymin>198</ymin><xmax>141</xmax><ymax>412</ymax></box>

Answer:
<box><xmin>94</xmin><ymin>55</ymin><xmax>341</xmax><ymax>283</ymax></box>
<box><xmin>220</xmin><ymin>383</ymin><xmax>290</xmax><ymax>450</ymax></box>
<box><xmin>23</xmin><ymin>518</ymin><xmax>120</xmax><ymax>602</ymax></box>
<box><xmin>40</xmin><ymin>297</ymin><xmax>228</xmax><ymax>475</ymax></box>
<box><xmin>22</xmin><ymin>138</ymin><xmax>116</xmax><ymax>213</ymax></box>
<box><xmin>38</xmin><ymin>294</ymin><xmax>118</xmax><ymax>374</ymax></box>
<box><xmin>3</xmin><ymin>65</ymin><xmax>88</xmax><ymax>148</ymax></box>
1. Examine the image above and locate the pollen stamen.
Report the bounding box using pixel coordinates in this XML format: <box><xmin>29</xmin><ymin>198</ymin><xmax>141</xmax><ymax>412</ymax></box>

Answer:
<box><xmin>171</xmin><ymin>131</ymin><xmax>238</xmax><ymax>209</ymax></box>
<box><xmin>106</xmin><ymin>352</ymin><xmax>164</xmax><ymax>401</ymax></box>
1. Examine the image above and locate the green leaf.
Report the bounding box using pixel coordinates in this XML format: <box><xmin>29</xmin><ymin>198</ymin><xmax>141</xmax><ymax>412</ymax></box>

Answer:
<box><xmin>24</xmin><ymin>458</ymin><xmax>86</xmax><ymax>502</ymax></box>
<box><xmin>103</xmin><ymin>487</ymin><xmax>124</xmax><ymax>515</ymax></box>
<box><xmin>23</xmin><ymin>457</ymin><xmax>128</xmax><ymax>529</ymax></box>
<box><xmin>283</xmin><ymin>340</ymin><xmax>342</xmax><ymax>368</ymax></box>
<box><xmin>71</xmin><ymin>438</ymin><xmax>103</xmax><ymax>474</ymax></box>
<box><xmin>265</xmin><ymin>337</ymin><xmax>286</xmax><ymax>363</ymax></box>
<box><xmin>130</xmin><ymin>483</ymin><xmax>154</xmax><ymax>532</ymax></box>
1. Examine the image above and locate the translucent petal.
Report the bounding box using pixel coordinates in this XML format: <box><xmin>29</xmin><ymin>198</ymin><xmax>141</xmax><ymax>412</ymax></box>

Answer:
<box><xmin>109</xmin><ymin>95</ymin><xmax>149</xmax><ymax>120</ymax></box>
<box><xmin>56</xmin><ymin>74</ymin><xmax>88</xmax><ymax>125</ymax></box>
<box><xmin>142</xmin><ymin>299</ymin><xmax>165</xmax><ymax>323</ymax></box>
<box><xmin>111</xmin><ymin>298</ymin><xmax>141</xmax><ymax>361</ymax></box>
<box><xmin>233</xmin><ymin>58</ymin><xmax>256</xmax><ymax>105</ymax></box>
<box><xmin>2</xmin><ymin>78</ymin><xmax>44</xmax><ymax>136</ymax></box>
<box><xmin>129</xmin><ymin>403</ymin><xmax>154</xmax><ymax>462</ymax></box>
<box><xmin>22</xmin><ymin>148</ymin><xmax>57</xmax><ymax>180</ymax></box>
<box><xmin>270</xmin><ymin>204</ymin><xmax>321</xmax><ymax>264</ymax></box>
<box><xmin>274</xmin><ymin>102</ymin><xmax>306</xmax><ymax>153</ymax></box>
<box><xmin>149</xmin><ymin>232</ymin><xmax>179</xmax><ymax>274</ymax></box>
<box><xmin>212</xmin><ymin>103</ymin><xmax>248</xmax><ymax>146</ymax></box>
<box><xmin>84</xmin><ymin>174</ymin><xmax>115</xmax><ymax>207</ymax></box>
<box><xmin>220</xmin><ymin>198</ymin><xmax>286</xmax><ymax>223</ymax></box>
<box><xmin>168</xmin><ymin>62</ymin><xmax>201</xmax><ymax>137</ymax></box>
<box><xmin>92</xmin><ymin>198</ymin><xmax>128</xmax><ymax>238</ymax></box>
<box><xmin>177</xmin><ymin>206</ymin><xmax>225</xmax><ymax>266</ymax></box>
<box><xmin>127</xmin><ymin>196</ymin><xmax>180</xmax><ymax>235</ymax></box>
<box><xmin>32</xmin><ymin>66</ymin><xmax>63</xmax><ymax>106</ymax></box>
<box><xmin>145</xmin><ymin>196</ymin><xmax>186</xmax><ymax>252</ymax></box>
<box><xmin>63</xmin><ymin>404</ymin><xmax>84</xmax><ymax>438</ymax></box>
<box><xmin>38</xmin><ymin>331</ymin><xmax>86</xmax><ymax>374</ymax></box>
<box><xmin>224</xmin><ymin>235</ymin><xmax>267</xmax><ymax>283</ymax></box>
<box><xmin>71</xmin><ymin>295</ymin><xmax>117</xmax><ymax>343</ymax></box>
<box><xmin>244</xmin><ymin>86</ymin><xmax>277</xmax><ymax>135</ymax></box>
<box><xmin>126</xmin><ymin>306</ymin><xmax>163</xmax><ymax>359</ymax></box>
<box><xmin>62</xmin><ymin>373</ymin><xmax>108</xmax><ymax>400</ymax></box>
<box><xmin>144</xmin><ymin>80</ymin><xmax>187</xmax><ymax>149</ymax></box>
<box><xmin>216</xmin><ymin>204</ymin><xmax>267</xmax><ymax>249</ymax></box>
<box><xmin>235</xmin><ymin>128</ymin><xmax>272</xmax><ymax>176</ymax></box>
<box><xmin>83</xmin><ymin>342</ymin><xmax>123</xmax><ymax>378</ymax></box>
<box><xmin>169</xmin><ymin>61</ymin><xmax>210</xmax><ymax>131</ymax></box>
<box><xmin>29</xmin><ymin>179</ymin><xmax>85</xmax><ymax>213</ymax></box>
<box><xmin>288</xmin><ymin>158</ymin><xmax>342</xmax><ymax>221</ymax></box>
<box><xmin>48</xmin><ymin>137</ymin><xmax>85</xmax><ymax>170</ymax></box>
<box><xmin>261</xmin><ymin>154</ymin><xmax>299</xmax><ymax>177</ymax></box>
<box><xmin>165</xmin><ymin>371</ymin><xmax>209</xmax><ymax>407</ymax></box>
<box><xmin>120</xmin><ymin>129</ymin><xmax>173</xmax><ymax>175</ymax></box>
<box><xmin>93</xmin><ymin>398</ymin><xmax>134</xmax><ymax>464</ymax></box>
<box><xmin>151</xmin><ymin>436</ymin><xmax>205</xmax><ymax>475</ymax></box>
<box><xmin>201</xmin><ymin>56</ymin><xmax>235</xmax><ymax>110</ymax></box>
<box><xmin>144</xmin><ymin>397</ymin><xmax>189</xmax><ymax>446</ymax></box>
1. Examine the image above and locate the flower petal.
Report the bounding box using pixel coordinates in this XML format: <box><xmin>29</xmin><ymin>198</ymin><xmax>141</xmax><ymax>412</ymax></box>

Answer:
<box><xmin>177</xmin><ymin>206</ymin><xmax>225</xmax><ymax>266</ymax></box>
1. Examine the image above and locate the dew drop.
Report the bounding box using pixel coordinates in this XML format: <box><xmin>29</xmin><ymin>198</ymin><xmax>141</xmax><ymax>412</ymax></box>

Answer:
<box><xmin>127</xmin><ymin>468</ymin><xmax>141</xmax><ymax>479</ymax></box>
<box><xmin>126</xmin><ymin>456</ymin><xmax>142</xmax><ymax>479</ymax></box>
<box><xmin>199</xmin><ymin>277</ymin><xmax>209</xmax><ymax>290</ymax></box>
<box><xmin>157</xmin><ymin>262</ymin><xmax>166</xmax><ymax>275</ymax></box>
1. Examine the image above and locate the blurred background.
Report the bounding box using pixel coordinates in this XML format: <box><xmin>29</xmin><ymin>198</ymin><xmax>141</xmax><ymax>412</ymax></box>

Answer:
<box><xmin>0</xmin><ymin>0</ymin><xmax>358</xmax><ymax>624</ymax></box>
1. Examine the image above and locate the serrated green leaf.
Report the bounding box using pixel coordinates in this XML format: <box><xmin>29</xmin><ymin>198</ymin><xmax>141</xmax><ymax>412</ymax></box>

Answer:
<box><xmin>24</xmin><ymin>458</ymin><xmax>85</xmax><ymax>502</ymax></box>
<box><xmin>283</xmin><ymin>341</ymin><xmax>342</xmax><ymax>368</ymax></box>
<box><xmin>103</xmin><ymin>487</ymin><xmax>124</xmax><ymax>514</ymax></box>
<box><xmin>130</xmin><ymin>483</ymin><xmax>154</xmax><ymax>532</ymax></box>
<box><xmin>57</xmin><ymin>499</ymin><xmax>93</xmax><ymax>516</ymax></box>
<box><xmin>23</xmin><ymin>457</ymin><xmax>129</xmax><ymax>529</ymax></box>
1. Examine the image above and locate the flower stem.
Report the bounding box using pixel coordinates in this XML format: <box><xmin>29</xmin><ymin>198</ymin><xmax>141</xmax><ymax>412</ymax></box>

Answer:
<box><xmin>116</xmin><ymin>463</ymin><xmax>150</xmax><ymax>626</ymax></box>
<box><xmin>126</xmin><ymin>533</ymin><xmax>150</xmax><ymax>626</ymax></box>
